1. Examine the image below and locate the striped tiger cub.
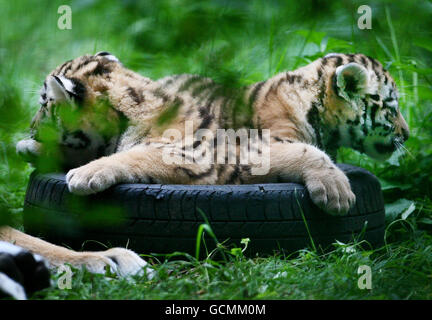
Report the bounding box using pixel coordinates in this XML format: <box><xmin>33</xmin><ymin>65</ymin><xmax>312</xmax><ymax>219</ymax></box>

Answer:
<box><xmin>6</xmin><ymin>51</ymin><xmax>409</xmax><ymax>276</ymax></box>
<box><xmin>17</xmin><ymin>52</ymin><xmax>409</xmax><ymax>216</ymax></box>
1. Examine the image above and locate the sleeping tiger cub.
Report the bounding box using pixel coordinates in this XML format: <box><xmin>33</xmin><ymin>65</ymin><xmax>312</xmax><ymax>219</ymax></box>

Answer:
<box><xmin>5</xmin><ymin>52</ymin><xmax>408</xmax><ymax>277</ymax></box>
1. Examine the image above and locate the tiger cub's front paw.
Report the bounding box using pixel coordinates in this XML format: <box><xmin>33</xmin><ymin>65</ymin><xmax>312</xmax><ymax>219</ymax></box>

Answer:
<box><xmin>16</xmin><ymin>139</ymin><xmax>42</xmax><ymax>163</ymax></box>
<box><xmin>304</xmin><ymin>166</ymin><xmax>356</xmax><ymax>216</ymax></box>
<box><xmin>66</xmin><ymin>161</ymin><xmax>124</xmax><ymax>195</ymax></box>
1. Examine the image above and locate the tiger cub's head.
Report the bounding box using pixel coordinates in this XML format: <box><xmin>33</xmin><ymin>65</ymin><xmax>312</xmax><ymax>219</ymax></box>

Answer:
<box><xmin>318</xmin><ymin>53</ymin><xmax>409</xmax><ymax>160</ymax></box>
<box><xmin>17</xmin><ymin>52</ymin><xmax>127</xmax><ymax>170</ymax></box>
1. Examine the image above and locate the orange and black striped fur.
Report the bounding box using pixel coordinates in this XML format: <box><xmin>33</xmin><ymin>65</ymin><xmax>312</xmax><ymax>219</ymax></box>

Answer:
<box><xmin>6</xmin><ymin>52</ymin><xmax>409</xmax><ymax>273</ymax></box>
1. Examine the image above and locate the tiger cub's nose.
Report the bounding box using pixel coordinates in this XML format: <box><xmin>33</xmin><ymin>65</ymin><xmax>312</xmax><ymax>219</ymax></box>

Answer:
<box><xmin>401</xmin><ymin>127</ymin><xmax>409</xmax><ymax>142</ymax></box>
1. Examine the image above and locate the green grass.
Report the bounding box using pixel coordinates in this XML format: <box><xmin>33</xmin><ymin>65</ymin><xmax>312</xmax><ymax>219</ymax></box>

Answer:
<box><xmin>1</xmin><ymin>0</ymin><xmax>432</xmax><ymax>300</ymax></box>
<box><xmin>33</xmin><ymin>230</ymin><xmax>432</xmax><ymax>300</ymax></box>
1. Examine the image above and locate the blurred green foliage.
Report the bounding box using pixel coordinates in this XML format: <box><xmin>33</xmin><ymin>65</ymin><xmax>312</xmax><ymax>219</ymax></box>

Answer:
<box><xmin>0</xmin><ymin>0</ymin><xmax>431</xmax><ymax>299</ymax></box>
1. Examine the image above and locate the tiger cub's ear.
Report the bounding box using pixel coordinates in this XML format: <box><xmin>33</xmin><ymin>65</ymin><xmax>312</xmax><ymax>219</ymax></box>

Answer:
<box><xmin>47</xmin><ymin>76</ymin><xmax>72</xmax><ymax>102</ymax></box>
<box><xmin>95</xmin><ymin>51</ymin><xmax>119</xmax><ymax>62</ymax></box>
<box><xmin>335</xmin><ymin>63</ymin><xmax>368</xmax><ymax>100</ymax></box>
<box><xmin>46</xmin><ymin>76</ymin><xmax>85</xmax><ymax>104</ymax></box>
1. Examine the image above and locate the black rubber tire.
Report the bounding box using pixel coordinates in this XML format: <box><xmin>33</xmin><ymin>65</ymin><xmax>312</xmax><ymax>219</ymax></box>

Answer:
<box><xmin>23</xmin><ymin>164</ymin><xmax>385</xmax><ymax>257</ymax></box>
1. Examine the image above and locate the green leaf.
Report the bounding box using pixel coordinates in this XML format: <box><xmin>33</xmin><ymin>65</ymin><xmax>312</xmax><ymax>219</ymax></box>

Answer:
<box><xmin>295</xmin><ymin>30</ymin><xmax>327</xmax><ymax>45</ymax></box>
<box><xmin>230</xmin><ymin>247</ymin><xmax>242</xmax><ymax>257</ymax></box>
<box><xmin>385</xmin><ymin>199</ymin><xmax>416</xmax><ymax>222</ymax></box>
<box><xmin>418</xmin><ymin>218</ymin><xmax>432</xmax><ymax>225</ymax></box>
<box><xmin>414</xmin><ymin>38</ymin><xmax>432</xmax><ymax>52</ymax></box>
<box><xmin>240</xmin><ymin>237</ymin><xmax>250</xmax><ymax>253</ymax></box>
<box><xmin>240</xmin><ymin>238</ymin><xmax>250</xmax><ymax>245</ymax></box>
<box><xmin>379</xmin><ymin>178</ymin><xmax>411</xmax><ymax>191</ymax></box>
<box><xmin>401</xmin><ymin>203</ymin><xmax>416</xmax><ymax>220</ymax></box>
<box><xmin>325</xmin><ymin>37</ymin><xmax>353</xmax><ymax>52</ymax></box>
<box><xmin>390</xmin><ymin>61</ymin><xmax>432</xmax><ymax>75</ymax></box>
<box><xmin>156</xmin><ymin>98</ymin><xmax>182</xmax><ymax>126</ymax></box>
<box><xmin>386</xmin><ymin>151</ymin><xmax>401</xmax><ymax>166</ymax></box>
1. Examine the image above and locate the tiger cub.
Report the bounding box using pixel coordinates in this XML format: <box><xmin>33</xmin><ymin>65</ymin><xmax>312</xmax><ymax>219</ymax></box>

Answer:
<box><xmin>17</xmin><ymin>52</ymin><xmax>409</xmax><ymax>216</ymax></box>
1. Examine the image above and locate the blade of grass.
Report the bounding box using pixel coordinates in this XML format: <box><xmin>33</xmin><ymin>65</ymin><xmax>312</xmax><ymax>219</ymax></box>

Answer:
<box><xmin>294</xmin><ymin>189</ymin><xmax>317</xmax><ymax>252</ymax></box>
<box><xmin>196</xmin><ymin>207</ymin><xmax>227</xmax><ymax>262</ymax></box>
<box><xmin>385</xmin><ymin>6</ymin><xmax>407</xmax><ymax>107</ymax></box>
